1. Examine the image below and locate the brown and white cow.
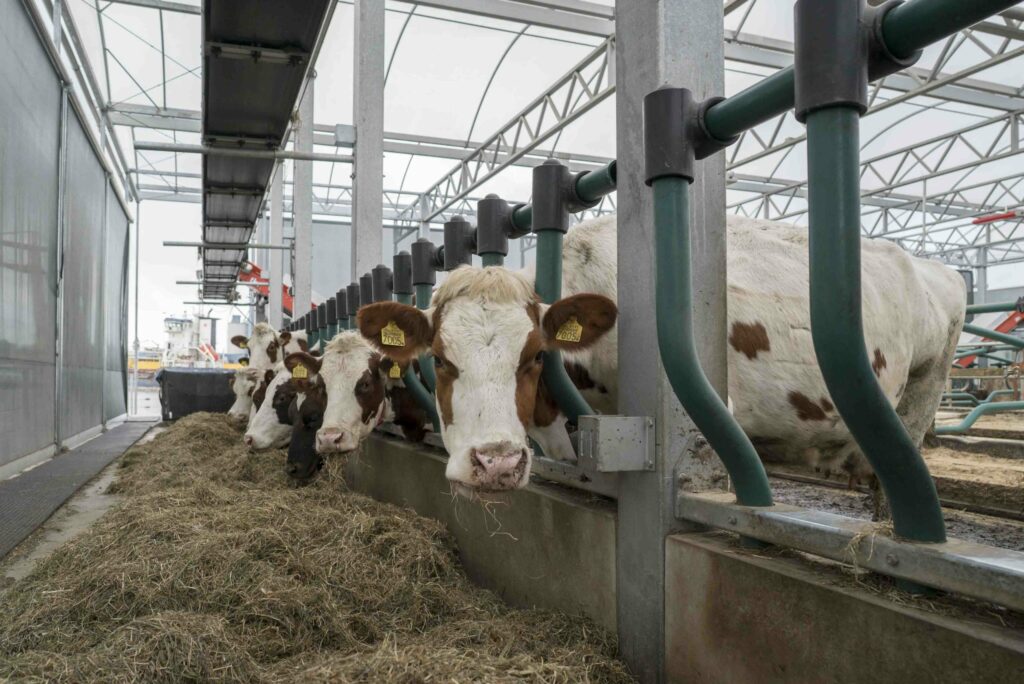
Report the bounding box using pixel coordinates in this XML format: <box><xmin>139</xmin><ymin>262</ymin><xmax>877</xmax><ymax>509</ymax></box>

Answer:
<box><xmin>356</xmin><ymin>213</ymin><xmax>965</xmax><ymax>494</ymax></box>
<box><xmin>285</xmin><ymin>332</ymin><xmax>429</xmax><ymax>453</ymax></box>
<box><xmin>227</xmin><ymin>365</ymin><xmax>260</xmax><ymax>423</ymax></box>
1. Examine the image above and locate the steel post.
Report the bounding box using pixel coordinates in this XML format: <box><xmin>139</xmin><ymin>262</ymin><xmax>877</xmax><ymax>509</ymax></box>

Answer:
<box><xmin>352</xmin><ymin>0</ymin><xmax>385</xmax><ymax>277</ymax></box>
<box><xmin>293</xmin><ymin>75</ymin><xmax>315</xmax><ymax>317</ymax></box>
<box><xmin>268</xmin><ymin>161</ymin><xmax>284</xmax><ymax>328</ymax></box>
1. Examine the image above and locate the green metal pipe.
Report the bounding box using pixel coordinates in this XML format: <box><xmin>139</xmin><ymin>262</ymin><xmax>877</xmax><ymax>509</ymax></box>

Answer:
<box><xmin>308</xmin><ymin>329</ymin><xmax>319</xmax><ymax>350</ymax></box>
<box><xmin>575</xmin><ymin>160</ymin><xmax>617</xmax><ymax>203</ymax></box>
<box><xmin>954</xmin><ymin>344</ymin><xmax>1015</xmax><ymax>359</ymax></box>
<box><xmin>326</xmin><ymin>323</ymin><xmax>338</xmax><ymax>341</ymax></box>
<box><xmin>652</xmin><ymin>177</ymin><xmax>773</xmax><ymax>507</ymax></box>
<box><xmin>339</xmin><ymin>317</ymin><xmax>349</xmax><ymax>331</ymax></box>
<box><xmin>414</xmin><ymin>284</ymin><xmax>436</xmax><ymax>393</ymax></box>
<box><xmin>962</xmin><ymin>323</ymin><xmax>1024</xmax><ymax>349</ymax></box>
<box><xmin>703</xmin><ymin>0</ymin><xmax>1020</xmax><ymax>143</ymax></box>
<box><xmin>535</xmin><ymin>230</ymin><xmax>595</xmax><ymax>423</ymax></box>
<box><xmin>481</xmin><ymin>253</ymin><xmax>504</xmax><ymax>267</ymax></box>
<box><xmin>883</xmin><ymin>0</ymin><xmax>1021</xmax><ymax>60</ymax></box>
<box><xmin>806</xmin><ymin>106</ymin><xmax>945</xmax><ymax>543</ymax></box>
<box><xmin>403</xmin><ymin>367</ymin><xmax>440</xmax><ymax>433</ymax></box>
<box><xmin>935</xmin><ymin>401</ymin><xmax>1024</xmax><ymax>434</ymax></box>
<box><xmin>965</xmin><ymin>301</ymin><xmax>1022</xmax><ymax>314</ymax></box>
<box><xmin>396</xmin><ymin>293</ymin><xmax>413</xmax><ymax>305</ymax></box>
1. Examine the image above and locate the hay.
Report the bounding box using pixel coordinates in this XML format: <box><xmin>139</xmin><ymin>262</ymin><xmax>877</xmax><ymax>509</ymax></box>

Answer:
<box><xmin>0</xmin><ymin>413</ymin><xmax>631</xmax><ymax>683</ymax></box>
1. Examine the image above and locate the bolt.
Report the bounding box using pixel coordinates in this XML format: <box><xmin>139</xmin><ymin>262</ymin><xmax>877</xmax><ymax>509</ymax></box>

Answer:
<box><xmin>886</xmin><ymin>553</ymin><xmax>899</xmax><ymax>567</ymax></box>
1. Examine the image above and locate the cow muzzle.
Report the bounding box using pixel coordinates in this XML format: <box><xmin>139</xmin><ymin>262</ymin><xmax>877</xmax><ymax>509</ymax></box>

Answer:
<box><xmin>316</xmin><ymin>427</ymin><xmax>358</xmax><ymax>453</ymax></box>
<box><xmin>465</xmin><ymin>442</ymin><xmax>529</xmax><ymax>491</ymax></box>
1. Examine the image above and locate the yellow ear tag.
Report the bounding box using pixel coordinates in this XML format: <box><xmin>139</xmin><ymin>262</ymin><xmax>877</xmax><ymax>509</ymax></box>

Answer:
<box><xmin>381</xmin><ymin>320</ymin><xmax>406</xmax><ymax>347</ymax></box>
<box><xmin>239</xmin><ymin>358</ymin><xmax>248</xmax><ymax>367</ymax></box>
<box><xmin>291</xmin><ymin>365</ymin><xmax>308</xmax><ymax>379</ymax></box>
<box><xmin>389</xmin><ymin>363</ymin><xmax>402</xmax><ymax>379</ymax></box>
<box><xmin>555</xmin><ymin>316</ymin><xmax>583</xmax><ymax>343</ymax></box>
<box><xmin>238</xmin><ymin>340</ymin><xmax>247</xmax><ymax>349</ymax></box>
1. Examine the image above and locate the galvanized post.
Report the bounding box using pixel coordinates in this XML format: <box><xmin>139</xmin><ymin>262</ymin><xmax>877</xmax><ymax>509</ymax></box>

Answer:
<box><xmin>353</xmin><ymin>0</ymin><xmax>385</xmax><ymax>277</ymax></box>
<box><xmin>615</xmin><ymin>1</ymin><xmax>729</xmax><ymax>681</ymax></box>
<box><xmin>293</xmin><ymin>74</ymin><xmax>315</xmax><ymax>317</ymax></box>
<box><xmin>269</xmin><ymin>161</ymin><xmax>284</xmax><ymax>329</ymax></box>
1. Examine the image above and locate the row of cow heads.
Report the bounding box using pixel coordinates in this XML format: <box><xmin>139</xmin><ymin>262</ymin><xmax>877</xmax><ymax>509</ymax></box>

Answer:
<box><xmin>354</xmin><ymin>266</ymin><xmax>616</xmax><ymax>494</ymax></box>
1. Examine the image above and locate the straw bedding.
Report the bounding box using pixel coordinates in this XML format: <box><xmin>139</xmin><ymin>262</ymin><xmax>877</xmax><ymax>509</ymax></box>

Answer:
<box><xmin>0</xmin><ymin>413</ymin><xmax>631</xmax><ymax>683</ymax></box>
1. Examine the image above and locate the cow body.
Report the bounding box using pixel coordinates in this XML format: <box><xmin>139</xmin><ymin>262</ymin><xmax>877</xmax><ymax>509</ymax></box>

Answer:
<box><xmin>357</xmin><ymin>213</ymin><xmax>965</xmax><ymax>492</ymax></box>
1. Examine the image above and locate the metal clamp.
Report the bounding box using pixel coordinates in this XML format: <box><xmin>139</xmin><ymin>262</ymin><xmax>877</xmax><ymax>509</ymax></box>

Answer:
<box><xmin>577</xmin><ymin>415</ymin><xmax>655</xmax><ymax>472</ymax></box>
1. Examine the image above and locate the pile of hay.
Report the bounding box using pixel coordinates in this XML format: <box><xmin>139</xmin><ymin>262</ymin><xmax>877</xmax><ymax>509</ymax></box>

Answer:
<box><xmin>0</xmin><ymin>413</ymin><xmax>631</xmax><ymax>683</ymax></box>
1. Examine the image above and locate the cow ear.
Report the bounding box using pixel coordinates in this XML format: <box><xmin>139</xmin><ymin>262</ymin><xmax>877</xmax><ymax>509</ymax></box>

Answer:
<box><xmin>279</xmin><ymin>331</ymin><xmax>292</xmax><ymax>346</ymax></box>
<box><xmin>284</xmin><ymin>351</ymin><xmax>322</xmax><ymax>379</ymax></box>
<box><xmin>541</xmin><ymin>293</ymin><xmax>617</xmax><ymax>351</ymax></box>
<box><xmin>357</xmin><ymin>302</ymin><xmax>432</xmax><ymax>363</ymax></box>
<box><xmin>231</xmin><ymin>335</ymin><xmax>249</xmax><ymax>350</ymax></box>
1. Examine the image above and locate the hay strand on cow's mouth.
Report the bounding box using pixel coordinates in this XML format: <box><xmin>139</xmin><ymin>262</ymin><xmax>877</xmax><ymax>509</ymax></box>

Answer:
<box><xmin>0</xmin><ymin>413</ymin><xmax>631</xmax><ymax>683</ymax></box>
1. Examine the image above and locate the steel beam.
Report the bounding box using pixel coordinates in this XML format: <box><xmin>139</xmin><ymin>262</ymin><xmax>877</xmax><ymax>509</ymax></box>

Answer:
<box><xmin>615</xmin><ymin>2</ymin><xmax>728</xmax><ymax>681</ymax></box>
<box><xmin>269</xmin><ymin>162</ymin><xmax>284</xmax><ymax>328</ymax></box>
<box><xmin>410</xmin><ymin>0</ymin><xmax>613</xmax><ymax>36</ymax></box>
<box><xmin>104</xmin><ymin>0</ymin><xmax>201</xmax><ymax>14</ymax></box>
<box><xmin>134</xmin><ymin>141</ymin><xmax>352</xmax><ymax>163</ymax></box>
<box><xmin>293</xmin><ymin>75</ymin><xmax>315</xmax><ymax>313</ymax></box>
<box><xmin>352</xmin><ymin>0</ymin><xmax>386</xmax><ymax>277</ymax></box>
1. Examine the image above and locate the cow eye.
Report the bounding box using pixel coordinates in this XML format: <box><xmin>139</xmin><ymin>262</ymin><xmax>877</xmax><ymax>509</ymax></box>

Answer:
<box><xmin>433</xmin><ymin>356</ymin><xmax>445</xmax><ymax>370</ymax></box>
<box><xmin>357</xmin><ymin>379</ymin><xmax>370</xmax><ymax>393</ymax></box>
<box><xmin>534</xmin><ymin>351</ymin><xmax>544</xmax><ymax>364</ymax></box>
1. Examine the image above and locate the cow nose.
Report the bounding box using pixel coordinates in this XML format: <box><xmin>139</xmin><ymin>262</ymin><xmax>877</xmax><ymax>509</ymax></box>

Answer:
<box><xmin>316</xmin><ymin>428</ymin><xmax>348</xmax><ymax>453</ymax></box>
<box><xmin>243</xmin><ymin>435</ymin><xmax>254</xmax><ymax>448</ymax></box>
<box><xmin>470</xmin><ymin>445</ymin><xmax>528</xmax><ymax>490</ymax></box>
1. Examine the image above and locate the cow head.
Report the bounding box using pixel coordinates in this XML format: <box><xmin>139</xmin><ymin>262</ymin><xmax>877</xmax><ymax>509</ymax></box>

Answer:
<box><xmin>231</xmin><ymin>322</ymin><xmax>280</xmax><ymax>368</ymax></box>
<box><xmin>278</xmin><ymin>330</ymin><xmax>309</xmax><ymax>355</ymax></box>
<box><xmin>285</xmin><ymin>331</ymin><xmax>389</xmax><ymax>455</ymax></box>
<box><xmin>285</xmin><ymin>382</ymin><xmax>327</xmax><ymax>483</ymax></box>
<box><xmin>243</xmin><ymin>367</ymin><xmax>296</xmax><ymax>450</ymax></box>
<box><xmin>357</xmin><ymin>266</ymin><xmax>616</xmax><ymax>493</ymax></box>
<box><xmin>227</xmin><ymin>367</ymin><xmax>260</xmax><ymax>423</ymax></box>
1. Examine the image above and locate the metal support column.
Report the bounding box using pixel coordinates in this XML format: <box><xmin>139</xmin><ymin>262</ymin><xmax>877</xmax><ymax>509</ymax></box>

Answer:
<box><xmin>269</xmin><ymin>161</ymin><xmax>284</xmax><ymax>328</ymax></box>
<box><xmin>977</xmin><ymin>232</ymin><xmax>989</xmax><ymax>305</ymax></box>
<box><xmin>352</xmin><ymin>0</ymin><xmax>385</xmax><ymax>275</ymax></box>
<box><xmin>615</xmin><ymin>2</ymin><xmax>729</xmax><ymax>681</ymax></box>
<box><xmin>293</xmin><ymin>75</ymin><xmax>315</xmax><ymax>316</ymax></box>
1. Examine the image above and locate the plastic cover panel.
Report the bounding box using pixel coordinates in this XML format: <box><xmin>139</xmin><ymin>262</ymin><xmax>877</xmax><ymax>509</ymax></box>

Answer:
<box><xmin>60</xmin><ymin>112</ymin><xmax>107</xmax><ymax>439</ymax></box>
<box><xmin>104</xmin><ymin>186</ymin><xmax>129</xmax><ymax>420</ymax></box>
<box><xmin>0</xmin><ymin>0</ymin><xmax>61</xmax><ymax>468</ymax></box>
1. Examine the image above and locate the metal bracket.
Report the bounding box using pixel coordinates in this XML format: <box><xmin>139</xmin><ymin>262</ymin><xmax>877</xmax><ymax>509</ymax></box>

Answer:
<box><xmin>577</xmin><ymin>415</ymin><xmax>655</xmax><ymax>472</ymax></box>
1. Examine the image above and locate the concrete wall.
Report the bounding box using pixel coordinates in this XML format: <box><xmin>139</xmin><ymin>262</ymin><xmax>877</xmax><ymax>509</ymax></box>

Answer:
<box><xmin>347</xmin><ymin>434</ymin><xmax>617</xmax><ymax>631</ymax></box>
<box><xmin>665</xmin><ymin>533</ymin><xmax>1024</xmax><ymax>683</ymax></box>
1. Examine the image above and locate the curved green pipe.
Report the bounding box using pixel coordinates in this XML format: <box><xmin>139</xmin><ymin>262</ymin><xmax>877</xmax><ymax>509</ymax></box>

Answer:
<box><xmin>392</xmin><ymin>291</ymin><xmax>440</xmax><ymax>432</ymax></box>
<box><xmin>652</xmin><ymin>177</ymin><xmax>772</xmax><ymax>507</ymax></box>
<box><xmin>535</xmin><ymin>230</ymin><xmax>595</xmax><ymax>423</ymax></box>
<box><xmin>935</xmin><ymin>401</ymin><xmax>1024</xmax><ymax>434</ymax></box>
<box><xmin>806</xmin><ymin>107</ymin><xmax>944</xmax><ymax>543</ymax></box>
<box><xmin>966</xmin><ymin>301</ymin><xmax>1022</xmax><ymax>315</ymax></box>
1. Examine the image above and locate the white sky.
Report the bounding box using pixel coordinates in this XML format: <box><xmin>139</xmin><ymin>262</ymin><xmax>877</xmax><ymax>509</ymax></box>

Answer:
<box><xmin>61</xmin><ymin>0</ymin><xmax>1024</xmax><ymax>350</ymax></box>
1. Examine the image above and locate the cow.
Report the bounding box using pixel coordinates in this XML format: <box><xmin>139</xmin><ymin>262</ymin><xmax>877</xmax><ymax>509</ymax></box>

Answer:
<box><xmin>355</xmin><ymin>213</ymin><xmax>965</xmax><ymax>495</ymax></box>
<box><xmin>285</xmin><ymin>382</ymin><xmax>327</xmax><ymax>482</ymax></box>
<box><xmin>227</xmin><ymin>364</ymin><xmax>259</xmax><ymax>423</ymax></box>
<box><xmin>231</xmin><ymin>322</ymin><xmax>282</xmax><ymax>369</ymax></box>
<box><xmin>243</xmin><ymin>367</ymin><xmax>298</xmax><ymax>449</ymax></box>
<box><xmin>285</xmin><ymin>331</ymin><xmax>429</xmax><ymax>454</ymax></box>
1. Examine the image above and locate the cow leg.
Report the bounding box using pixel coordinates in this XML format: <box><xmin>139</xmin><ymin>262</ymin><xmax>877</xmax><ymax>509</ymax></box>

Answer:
<box><xmin>529</xmin><ymin>419</ymin><xmax>576</xmax><ymax>462</ymax></box>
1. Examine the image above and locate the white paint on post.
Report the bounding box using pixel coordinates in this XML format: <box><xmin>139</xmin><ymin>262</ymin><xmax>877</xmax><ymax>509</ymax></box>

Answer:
<box><xmin>352</xmin><ymin>0</ymin><xmax>385</xmax><ymax>276</ymax></box>
<box><xmin>269</xmin><ymin>161</ymin><xmax>284</xmax><ymax>328</ymax></box>
<box><xmin>293</xmin><ymin>76</ymin><xmax>315</xmax><ymax>316</ymax></box>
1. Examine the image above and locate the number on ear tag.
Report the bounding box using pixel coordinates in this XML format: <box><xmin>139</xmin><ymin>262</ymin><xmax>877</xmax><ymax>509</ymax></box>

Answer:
<box><xmin>381</xmin><ymin>321</ymin><xmax>406</xmax><ymax>347</ymax></box>
<box><xmin>555</xmin><ymin>316</ymin><xmax>583</xmax><ymax>343</ymax></box>
<box><xmin>292</xmin><ymin>365</ymin><xmax>308</xmax><ymax>379</ymax></box>
<box><xmin>389</xmin><ymin>363</ymin><xmax>402</xmax><ymax>379</ymax></box>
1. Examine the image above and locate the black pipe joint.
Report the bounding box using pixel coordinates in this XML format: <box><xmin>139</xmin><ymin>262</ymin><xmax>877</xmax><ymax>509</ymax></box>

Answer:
<box><xmin>643</xmin><ymin>87</ymin><xmax>736</xmax><ymax>186</ymax></box>
<box><xmin>411</xmin><ymin>238</ymin><xmax>439</xmax><ymax>286</ymax></box>
<box><xmin>303</xmin><ymin>312</ymin><xmax>312</xmax><ymax>336</ymax></box>
<box><xmin>1016</xmin><ymin>296</ymin><xmax>1024</xmax><ymax>314</ymax></box>
<box><xmin>325</xmin><ymin>297</ymin><xmax>338</xmax><ymax>326</ymax></box>
<box><xmin>443</xmin><ymin>216</ymin><xmax>475</xmax><ymax>270</ymax></box>
<box><xmin>359</xmin><ymin>273</ymin><xmax>374</xmax><ymax>307</ymax></box>
<box><xmin>346</xmin><ymin>283</ymin><xmax>361</xmax><ymax>318</ymax></box>
<box><xmin>392</xmin><ymin>251</ymin><xmax>413</xmax><ymax>295</ymax></box>
<box><xmin>372</xmin><ymin>264</ymin><xmax>394</xmax><ymax>302</ymax></box>
<box><xmin>531</xmin><ymin>159</ymin><xmax>601</xmax><ymax>234</ymax></box>
<box><xmin>336</xmin><ymin>289</ymin><xmax>349</xmax><ymax>320</ymax></box>
<box><xmin>475</xmin><ymin>194</ymin><xmax>512</xmax><ymax>257</ymax></box>
<box><xmin>316</xmin><ymin>303</ymin><xmax>327</xmax><ymax>331</ymax></box>
<box><xmin>794</xmin><ymin>0</ymin><xmax>921</xmax><ymax>123</ymax></box>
